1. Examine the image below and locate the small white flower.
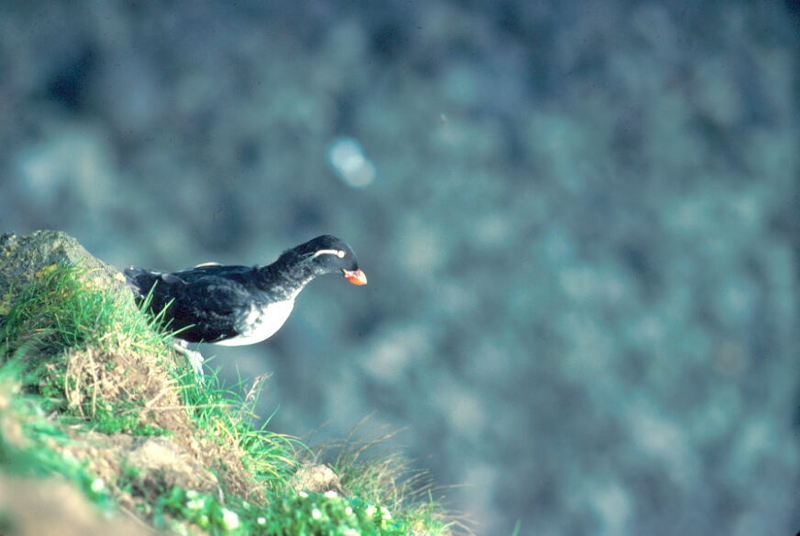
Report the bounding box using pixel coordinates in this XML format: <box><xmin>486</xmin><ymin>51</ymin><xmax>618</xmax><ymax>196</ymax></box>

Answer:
<box><xmin>90</xmin><ymin>478</ymin><xmax>105</xmax><ymax>493</ymax></box>
<box><xmin>257</xmin><ymin>517</ymin><xmax>266</xmax><ymax>525</ymax></box>
<box><xmin>324</xmin><ymin>490</ymin><xmax>338</xmax><ymax>498</ymax></box>
<box><xmin>380</xmin><ymin>506</ymin><xmax>392</xmax><ymax>520</ymax></box>
<box><xmin>186</xmin><ymin>490</ymin><xmax>199</xmax><ymax>499</ymax></box>
<box><xmin>298</xmin><ymin>491</ymin><xmax>309</xmax><ymax>498</ymax></box>
<box><xmin>343</xmin><ymin>529</ymin><xmax>360</xmax><ymax>536</ymax></box>
<box><xmin>365</xmin><ymin>504</ymin><xmax>377</xmax><ymax>516</ymax></box>
<box><xmin>221</xmin><ymin>508</ymin><xmax>240</xmax><ymax>530</ymax></box>
<box><xmin>311</xmin><ymin>508</ymin><xmax>322</xmax><ymax>520</ymax></box>
<box><xmin>345</xmin><ymin>506</ymin><xmax>353</xmax><ymax>516</ymax></box>
<box><xmin>186</xmin><ymin>499</ymin><xmax>206</xmax><ymax>511</ymax></box>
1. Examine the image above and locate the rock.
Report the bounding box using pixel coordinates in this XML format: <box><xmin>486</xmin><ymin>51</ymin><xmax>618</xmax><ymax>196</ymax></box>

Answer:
<box><xmin>0</xmin><ymin>230</ymin><xmax>126</xmax><ymax>293</ymax></box>
<box><xmin>288</xmin><ymin>463</ymin><xmax>346</xmax><ymax>495</ymax></box>
<box><xmin>0</xmin><ymin>230</ymin><xmax>130</xmax><ymax>320</ymax></box>
<box><xmin>126</xmin><ymin>436</ymin><xmax>221</xmax><ymax>493</ymax></box>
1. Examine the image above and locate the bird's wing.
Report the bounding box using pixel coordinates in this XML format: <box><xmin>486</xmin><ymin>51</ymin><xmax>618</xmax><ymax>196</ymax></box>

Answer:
<box><xmin>163</xmin><ymin>276</ymin><xmax>256</xmax><ymax>342</ymax></box>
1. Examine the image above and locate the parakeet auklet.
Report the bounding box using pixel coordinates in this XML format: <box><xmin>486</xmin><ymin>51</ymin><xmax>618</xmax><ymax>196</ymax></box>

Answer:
<box><xmin>125</xmin><ymin>235</ymin><xmax>367</xmax><ymax>374</ymax></box>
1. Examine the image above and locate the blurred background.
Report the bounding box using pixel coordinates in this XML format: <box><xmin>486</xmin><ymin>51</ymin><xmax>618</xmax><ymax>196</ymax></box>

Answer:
<box><xmin>1</xmin><ymin>1</ymin><xmax>799</xmax><ymax>534</ymax></box>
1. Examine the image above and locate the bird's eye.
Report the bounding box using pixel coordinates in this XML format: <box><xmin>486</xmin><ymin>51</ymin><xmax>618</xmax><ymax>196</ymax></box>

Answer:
<box><xmin>336</xmin><ymin>249</ymin><xmax>346</xmax><ymax>258</ymax></box>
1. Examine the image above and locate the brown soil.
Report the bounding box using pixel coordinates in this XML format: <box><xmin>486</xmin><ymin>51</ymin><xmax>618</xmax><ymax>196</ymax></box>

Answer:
<box><xmin>0</xmin><ymin>475</ymin><xmax>154</xmax><ymax>536</ymax></box>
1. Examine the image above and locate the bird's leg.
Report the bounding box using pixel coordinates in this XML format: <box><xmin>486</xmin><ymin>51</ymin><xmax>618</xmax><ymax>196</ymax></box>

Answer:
<box><xmin>172</xmin><ymin>339</ymin><xmax>205</xmax><ymax>380</ymax></box>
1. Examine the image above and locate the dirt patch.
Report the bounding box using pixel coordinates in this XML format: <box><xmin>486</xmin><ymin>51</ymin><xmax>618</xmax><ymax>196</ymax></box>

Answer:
<box><xmin>64</xmin><ymin>432</ymin><xmax>220</xmax><ymax>503</ymax></box>
<box><xmin>64</xmin><ymin>347</ymin><xmax>192</xmax><ymax>435</ymax></box>
<box><xmin>60</xmin><ymin>424</ymin><xmax>270</xmax><ymax>516</ymax></box>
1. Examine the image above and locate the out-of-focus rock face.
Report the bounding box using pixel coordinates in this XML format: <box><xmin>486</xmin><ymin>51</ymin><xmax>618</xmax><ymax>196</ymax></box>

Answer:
<box><xmin>1</xmin><ymin>1</ymin><xmax>799</xmax><ymax>534</ymax></box>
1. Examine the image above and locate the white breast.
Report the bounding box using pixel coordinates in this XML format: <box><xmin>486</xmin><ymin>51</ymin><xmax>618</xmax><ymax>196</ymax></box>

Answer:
<box><xmin>213</xmin><ymin>300</ymin><xmax>295</xmax><ymax>346</ymax></box>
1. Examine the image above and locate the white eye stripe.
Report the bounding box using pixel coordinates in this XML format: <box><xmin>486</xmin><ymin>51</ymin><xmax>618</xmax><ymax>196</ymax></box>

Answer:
<box><xmin>312</xmin><ymin>249</ymin><xmax>346</xmax><ymax>259</ymax></box>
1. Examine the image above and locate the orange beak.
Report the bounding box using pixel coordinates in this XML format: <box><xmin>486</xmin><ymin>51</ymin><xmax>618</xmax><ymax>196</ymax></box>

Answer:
<box><xmin>343</xmin><ymin>269</ymin><xmax>368</xmax><ymax>286</ymax></box>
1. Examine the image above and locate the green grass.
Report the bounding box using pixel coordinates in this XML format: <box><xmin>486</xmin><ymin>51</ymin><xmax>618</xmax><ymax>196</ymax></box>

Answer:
<box><xmin>0</xmin><ymin>262</ymin><xmax>170</xmax><ymax>357</ymax></box>
<box><xmin>0</xmin><ymin>262</ymin><xmax>456</xmax><ymax>535</ymax></box>
<box><xmin>172</xmin><ymin>365</ymin><xmax>299</xmax><ymax>483</ymax></box>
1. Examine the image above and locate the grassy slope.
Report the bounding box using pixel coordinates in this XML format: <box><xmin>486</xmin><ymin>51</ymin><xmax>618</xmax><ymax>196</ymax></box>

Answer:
<box><xmin>0</xmin><ymin>259</ymin><xmax>455</xmax><ymax>535</ymax></box>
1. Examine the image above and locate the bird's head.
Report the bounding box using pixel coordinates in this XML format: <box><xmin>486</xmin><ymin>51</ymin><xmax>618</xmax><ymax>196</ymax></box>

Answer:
<box><xmin>291</xmin><ymin>235</ymin><xmax>367</xmax><ymax>285</ymax></box>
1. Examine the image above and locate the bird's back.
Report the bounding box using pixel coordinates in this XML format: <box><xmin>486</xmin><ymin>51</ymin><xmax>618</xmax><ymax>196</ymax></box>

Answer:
<box><xmin>125</xmin><ymin>264</ymin><xmax>265</xmax><ymax>343</ymax></box>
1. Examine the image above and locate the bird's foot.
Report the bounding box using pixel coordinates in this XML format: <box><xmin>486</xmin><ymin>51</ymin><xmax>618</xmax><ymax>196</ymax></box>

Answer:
<box><xmin>172</xmin><ymin>340</ymin><xmax>206</xmax><ymax>381</ymax></box>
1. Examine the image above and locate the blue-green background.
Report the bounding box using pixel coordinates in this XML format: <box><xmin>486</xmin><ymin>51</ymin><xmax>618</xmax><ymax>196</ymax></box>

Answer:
<box><xmin>1</xmin><ymin>2</ymin><xmax>798</xmax><ymax>534</ymax></box>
